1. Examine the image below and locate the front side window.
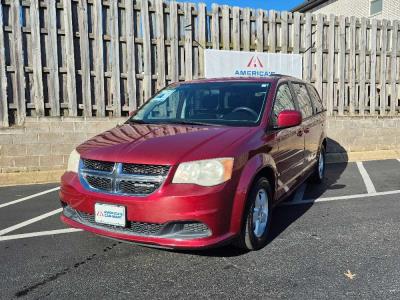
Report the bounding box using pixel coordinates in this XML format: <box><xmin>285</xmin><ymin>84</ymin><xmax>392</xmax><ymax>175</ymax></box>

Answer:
<box><xmin>130</xmin><ymin>82</ymin><xmax>271</xmax><ymax>127</ymax></box>
<box><xmin>271</xmin><ymin>84</ymin><xmax>296</xmax><ymax>127</ymax></box>
<box><xmin>292</xmin><ymin>83</ymin><xmax>313</xmax><ymax>119</ymax></box>
<box><xmin>370</xmin><ymin>0</ymin><xmax>383</xmax><ymax>15</ymax></box>
<box><xmin>307</xmin><ymin>85</ymin><xmax>324</xmax><ymax>114</ymax></box>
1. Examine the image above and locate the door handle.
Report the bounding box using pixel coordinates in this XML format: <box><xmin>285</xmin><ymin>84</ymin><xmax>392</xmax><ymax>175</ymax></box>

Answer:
<box><xmin>297</xmin><ymin>129</ymin><xmax>303</xmax><ymax>137</ymax></box>
<box><xmin>304</xmin><ymin>128</ymin><xmax>310</xmax><ymax>134</ymax></box>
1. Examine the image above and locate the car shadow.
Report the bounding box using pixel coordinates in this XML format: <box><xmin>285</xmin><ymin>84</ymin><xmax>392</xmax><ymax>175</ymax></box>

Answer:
<box><xmin>170</xmin><ymin>138</ymin><xmax>349</xmax><ymax>258</ymax></box>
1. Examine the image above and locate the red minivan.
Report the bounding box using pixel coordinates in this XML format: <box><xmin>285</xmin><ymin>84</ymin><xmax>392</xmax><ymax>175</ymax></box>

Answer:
<box><xmin>60</xmin><ymin>76</ymin><xmax>327</xmax><ymax>250</ymax></box>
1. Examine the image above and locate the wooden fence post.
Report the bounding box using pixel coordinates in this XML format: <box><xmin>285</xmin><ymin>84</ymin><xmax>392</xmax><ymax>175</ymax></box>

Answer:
<box><xmin>232</xmin><ymin>7</ymin><xmax>240</xmax><ymax>51</ymax></box>
<box><xmin>359</xmin><ymin>18</ymin><xmax>367</xmax><ymax>116</ymax></box>
<box><xmin>63</xmin><ymin>0</ymin><xmax>77</xmax><ymax>117</ymax></box>
<box><xmin>93</xmin><ymin>0</ymin><xmax>105</xmax><ymax>117</ymax></box>
<box><xmin>141</xmin><ymin>0</ymin><xmax>152</xmax><ymax>101</ymax></box>
<box><xmin>197</xmin><ymin>3</ymin><xmax>206</xmax><ymax>77</ymax></box>
<box><xmin>390</xmin><ymin>21</ymin><xmax>398</xmax><ymax>116</ymax></box>
<box><xmin>78</xmin><ymin>0</ymin><xmax>92</xmax><ymax>117</ymax></box>
<box><xmin>370</xmin><ymin>19</ymin><xmax>378</xmax><ymax>115</ymax></box>
<box><xmin>349</xmin><ymin>16</ymin><xmax>356</xmax><ymax>115</ymax></box>
<box><xmin>281</xmin><ymin>11</ymin><xmax>288</xmax><ymax>53</ymax></box>
<box><xmin>316</xmin><ymin>14</ymin><xmax>324</xmax><ymax>102</ymax></box>
<box><xmin>242</xmin><ymin>8</ymin><xmax>250</xmax><ymax>51</ymax></box>
<box><xmin>47</xmin><ymin>0</ymin><xmax>60</xmax><ymax>117</ymax></box>
<box><xmin>256</xmin><ymin>9</ymin><xmax>264</xmax><ymax>52</ymax></box>
<box><xmin>155</xmin><ymin>0</ymin><xmax>166</xmax><ymax>89</ymax></box>
<box><xmin>268</xmin><ymin>10</ymin><xmax>276</xmax><ymax>53</ymax></box>
<box><xmin>327</xmin><ymin>14</ymin><xmax>335</xmax><ymax>116</ymax></box>
<box><xmin>380</xmin><ymin>20</ymin><xmax>388</xmax><ymax>116</ymax></box>
<box><xmin>125</xmin><ymin>0</ymin><xmax>137</xmax><ymax>111</ymax></box>
<box><xmin>338</xmin><ymin>16</ymin><xmax>346</xmax><ymax>116</ymax></box>
<box><xmin>293</xmin><ymin>12</ymin><xmax>300</xmax><ymax>54</ymax></box>
<box><xmin>30</xmin><ymin>0</ymin><xmax>44</xmax><ymax>116</ymax></box>
<box><xmin>11</xmin><ymin>0</ymin><xmax>26</xmax><ymax>124</ymax></box>
<box><xmin>169</xmin><ymin>1</ymin><xmax>179</xmax><ymax>83</ymax></box>
<box><xmin>0</xmin><ymin>2</ymin><xmax>8</xmax><ymax>127</ymax></box>
<box><xmin>304</xmin><ymin>13</ymin><xmax>312</xmax><ymax>82</ymax></box>
<box><xmin>211</xmin><ymin>4</ymin><xmax>220</xmax><ymax>49</ymax></box>
<box><xmin>184</xmin><ymin>3</ymin><xmax>193</xmax><ymax>80</ymax></box>
<box><xmin>110</xmin><ymin>0</ymin><xmax>121</xmax><ymax>117</ymax></box>
<box><xmin>222</xmin><ymin>5</ymin><xmax>230</xmax><ymax>50</ymax></box>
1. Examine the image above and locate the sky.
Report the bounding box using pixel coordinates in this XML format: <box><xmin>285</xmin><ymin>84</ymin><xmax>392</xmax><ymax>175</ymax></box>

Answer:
<box><xmin>177</xmin><ymin>0</ymin><xmax>304</xmax><ymax>11</ymax></box>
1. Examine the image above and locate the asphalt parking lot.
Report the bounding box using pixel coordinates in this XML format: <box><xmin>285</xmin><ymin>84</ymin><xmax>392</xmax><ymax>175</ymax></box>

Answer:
<box><xmin>1</xmin><ymin>159</ymin><xmax>400</xmax><ymax>299</ymax></box>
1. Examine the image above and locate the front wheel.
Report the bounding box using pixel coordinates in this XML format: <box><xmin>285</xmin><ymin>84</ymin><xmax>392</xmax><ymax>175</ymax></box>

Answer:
<box><xmin>311</xmin><ymin>144</ymin><xmax>326</xmax><ymax>184</ymax></box>
<box><xmin>234</xmin><ymin>177</ymin><xmax>272</xmax><ymax>251</ymax></box>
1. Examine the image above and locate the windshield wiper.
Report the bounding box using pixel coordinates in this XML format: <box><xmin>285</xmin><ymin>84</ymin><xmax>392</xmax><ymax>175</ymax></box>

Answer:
<box><xmin>164</xmin><ymin>120</ymin><xmax>218</xmax><ymax>126</ymax></box>
<box><xmin>126</xmin><ymin>119</ymin><xmax>150</xmax><ymax>124</ymax></box>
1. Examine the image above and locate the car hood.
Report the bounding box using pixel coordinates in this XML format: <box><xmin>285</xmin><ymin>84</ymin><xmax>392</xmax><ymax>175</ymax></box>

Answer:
<box><xmin>77</xmin><ymin>123</ymin><xmax>254</xmax><ymax>165</ymax></box>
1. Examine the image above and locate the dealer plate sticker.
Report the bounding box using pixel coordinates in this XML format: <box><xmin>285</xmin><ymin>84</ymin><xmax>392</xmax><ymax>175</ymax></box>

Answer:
<box><xmin>95</xmin><ymin>203</ymin><xmax>126</xmax><ymax>227</ymax></box>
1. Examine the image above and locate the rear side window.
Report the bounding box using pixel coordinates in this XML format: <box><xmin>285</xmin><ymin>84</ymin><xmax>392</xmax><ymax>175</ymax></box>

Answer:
<box><xmin>292</xmin><ymin>83</ymin><xmax>313</xmax><ymax>119</ymax></box>
<box><xmin>271</xmin><ymin>84</ymin><xmax>296</xmax><ymax>127</ymax></box>
<box><xmin>307</xmin><ymin>85</ymin><xmax>324</xmax><ymax>114</ymax></box>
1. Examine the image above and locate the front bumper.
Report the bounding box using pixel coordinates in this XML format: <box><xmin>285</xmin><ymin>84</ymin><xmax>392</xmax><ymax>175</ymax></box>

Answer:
<box><xmin>60</xmin><ymin>172</ymin><xmax>238</xmax><ymax>249</ymax></box>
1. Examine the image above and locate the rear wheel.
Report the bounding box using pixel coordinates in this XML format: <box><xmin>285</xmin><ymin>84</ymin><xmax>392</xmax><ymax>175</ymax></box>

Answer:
<box><xmin>234</xmin><ymin>177</ymin><xmax>272</xmax><ymax>251</ymax></box>
<box><xmin>311</xmin><ymin>144</ymin><xmax>326</xmax><ymax>183</ymax></box>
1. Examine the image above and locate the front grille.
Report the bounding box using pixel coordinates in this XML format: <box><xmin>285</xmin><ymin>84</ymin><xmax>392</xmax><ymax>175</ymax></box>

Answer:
<box><xmin>82</xmin><ymin>159</ymin><xmax>114</xmax><ymax>173</ymax></box>
<box><xmin>85</xmin><ymin>176</ymin><xmax>112</xmax><ymax>191</ymax></box>
<box><xmin>119</xmin><ymin>180</ymin><xmax>160</xmax><ymax>195</ymax></box>
<box><xmin>122</xmin><ymin>163</ymin><xmax>170</xmax><ymax>176</ymax></box>
<box><xmin>79</xmin><ymin>159</ymin><xmax>170</xmax><ymax>196</ymax></box>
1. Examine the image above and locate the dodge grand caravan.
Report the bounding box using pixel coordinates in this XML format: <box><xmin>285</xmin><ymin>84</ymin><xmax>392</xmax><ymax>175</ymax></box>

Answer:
<box><xmin>60</xmin><ymin>76</ymin><xmax>327</xmax><ymax>250</ymax></box>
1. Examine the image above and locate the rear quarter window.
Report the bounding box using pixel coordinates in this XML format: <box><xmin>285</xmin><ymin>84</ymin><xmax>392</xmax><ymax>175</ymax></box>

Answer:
<box><xmin>307</xmin><ymin>85</ymin><xmax>324</xmax><ymax>114</ymax></box>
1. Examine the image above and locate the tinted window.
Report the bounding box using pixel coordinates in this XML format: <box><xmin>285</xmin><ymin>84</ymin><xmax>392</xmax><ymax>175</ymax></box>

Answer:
<box><xmin>130</xmin><ymin>82</ymin><xmax>271</xmax><ymax>127</ymax></box>
<box><xmin>271</xmin><ymin>84</ymin><xmax>296</xmax><ymax>127</ymax></box>
<box><xmin>292</xmin><ymin>83</ymin><xmax>313</xmax><ymax>119</ymax></box>
<box><xmin>307</xmin><ymin>85</ymin><xmax>324</xmax><ymax>114</ymax></box>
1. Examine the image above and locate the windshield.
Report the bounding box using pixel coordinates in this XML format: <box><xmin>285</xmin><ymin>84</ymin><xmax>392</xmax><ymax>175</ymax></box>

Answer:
<box><xmin>129</xmin><ymin>82</ymin><xmax>271</xmax><ymax>127</ymax></box>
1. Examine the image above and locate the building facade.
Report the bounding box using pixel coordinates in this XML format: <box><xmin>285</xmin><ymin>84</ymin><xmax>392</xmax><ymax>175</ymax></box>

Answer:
<box><xmin>292</xmin><ymin>0</ymin><xmax>400</xmax><ymax>19</ymax></box>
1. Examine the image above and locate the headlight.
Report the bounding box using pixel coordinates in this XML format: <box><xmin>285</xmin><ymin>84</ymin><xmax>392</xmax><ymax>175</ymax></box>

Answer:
<box><xmin>67</xmin><ymin>149</ymin><xmax>80</xmax><ymax>173</ymax></box>
<box><xmin>172</xmin><ymin>158</ymin><xmax>234</xmax><ymax>186</ymax></box>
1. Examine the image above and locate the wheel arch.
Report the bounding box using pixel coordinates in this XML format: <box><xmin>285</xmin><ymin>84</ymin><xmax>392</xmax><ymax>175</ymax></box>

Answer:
<box><xmin>229</xmin><ymin>154</ymin><xmax>278</xmax><ymax>234</ymax></box>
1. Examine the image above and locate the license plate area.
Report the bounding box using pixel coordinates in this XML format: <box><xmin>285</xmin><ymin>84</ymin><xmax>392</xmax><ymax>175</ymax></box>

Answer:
<box><xmin>95</xmin><ymin>203</ymin><xmax>126</xmax><ymax>227</ymax></box>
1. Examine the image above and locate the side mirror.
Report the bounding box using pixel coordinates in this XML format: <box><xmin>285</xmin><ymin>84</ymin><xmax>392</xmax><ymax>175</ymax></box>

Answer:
<box><xmin>277</xmin><ymin>110</ymin><xmax>302</xmax><ymax>128</ymax></box>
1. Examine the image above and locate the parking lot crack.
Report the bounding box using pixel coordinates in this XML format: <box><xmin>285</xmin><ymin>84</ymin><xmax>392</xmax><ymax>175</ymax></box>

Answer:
<box><xmin>13</xmin><ymin>242</ymin><xmax>122</xmax><ymax>298</ymax></box>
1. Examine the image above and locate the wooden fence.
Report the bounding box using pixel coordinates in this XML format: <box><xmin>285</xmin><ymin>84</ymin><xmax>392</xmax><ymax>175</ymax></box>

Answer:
<box><xmin>0</xmin><ymin>0</ymin><xmax>399</xmax><ymax>127</ymax></box>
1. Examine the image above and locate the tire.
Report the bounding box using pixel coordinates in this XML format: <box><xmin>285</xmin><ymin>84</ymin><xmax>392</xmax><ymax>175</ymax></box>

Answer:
<box><xmin>311</xmin><ymin>144</ymin><xmax>326</xmax><ymax>184</ymax></box>
<box><xmin>234</xmin><ymin>177</ymin><xmax>272</xmax><ymax>251</ymax></box>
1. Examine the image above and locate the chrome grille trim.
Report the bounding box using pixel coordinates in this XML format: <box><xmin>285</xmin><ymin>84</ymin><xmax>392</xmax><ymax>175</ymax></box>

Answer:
<box><xmin>78</xmin><ymin>160</ymin><xmax>170</xmax><ymax>196</ymax></box>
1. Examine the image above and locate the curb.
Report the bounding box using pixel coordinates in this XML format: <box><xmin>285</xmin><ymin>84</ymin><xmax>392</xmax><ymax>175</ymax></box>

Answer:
<box><xmin>0</xmin><ymin>150</ymin><xmax>399</xmax><ymax>187</ymax></box>
<box><xmin>326</xmin><ymin>150</ymin><xmax>400</xmax><ymax>163</ymax></box>
<box><xmin>0</xmin><ymin>170</ymin><xmax>64</xmax><ymax>187</ymax></box>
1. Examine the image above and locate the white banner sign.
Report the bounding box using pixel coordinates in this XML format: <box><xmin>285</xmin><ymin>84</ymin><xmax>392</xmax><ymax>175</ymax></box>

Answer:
<box><xmin>204</xmin><ymin>49</ymin><xmax>303</xmax><ymax>79</ymax></box>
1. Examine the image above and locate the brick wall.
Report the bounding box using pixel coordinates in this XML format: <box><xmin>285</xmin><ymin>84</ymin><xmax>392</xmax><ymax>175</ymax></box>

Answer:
<box><xmin>308</xmin><ymin>0</ymin><xmax>400</xmax><ymax>19</ymax></box>
<box><xmin>0</xmin><ymin>117</ymin><xmax>125</xmax><ymax>174</ymax></box>
<box><xmin>0</xmin><ymin>117</ymin><xmax>399</xmax><ymax>175</ymax></box>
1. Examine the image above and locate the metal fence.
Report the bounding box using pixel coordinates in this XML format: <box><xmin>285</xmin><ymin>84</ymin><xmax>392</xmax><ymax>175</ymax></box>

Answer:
<box><xmin>0</xmin><ymin>0</ymin><xmax>399</xmax><ymax>127</ymax></box>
